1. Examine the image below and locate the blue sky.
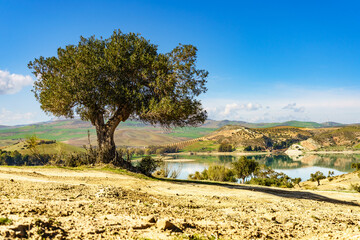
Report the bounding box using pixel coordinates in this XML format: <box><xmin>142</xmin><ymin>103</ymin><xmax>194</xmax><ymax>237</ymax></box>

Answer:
<box><xmin>1</xmin><ymin>0</ymin><xmax>360</xmax><ymax>125</ymax></box>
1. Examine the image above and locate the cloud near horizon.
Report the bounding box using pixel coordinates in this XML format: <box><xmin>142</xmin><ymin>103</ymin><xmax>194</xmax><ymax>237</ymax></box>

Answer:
<box><xmin>0</xmin><ymin>108</ymin><xmax>36</xmax><ymax>125</ymax></box>
<box><xmin>0</xmin><ymin>70</ymin><xmax>33</xmax><ymax>95</ymax></box>
<box><xmin>282</xmin><ymin>103</ymin><xmax>305</xmax><ymax>113</ymax></box>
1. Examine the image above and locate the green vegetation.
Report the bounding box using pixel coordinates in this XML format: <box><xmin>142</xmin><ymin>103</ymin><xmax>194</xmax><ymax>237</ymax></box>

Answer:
<box><xmin>189</xmin><ymin>165</ymin><xmax>237</xmax><ymax>182</ymax></box>
<box><xmin>2</xmin><ymin>141</ymin><xmax>85</xmax><ymax>155</ymax></box>
<box><xmin>137</xmin><ymin>156</ymin><xmax>162</xmax><ymax>176</ymax></box>
<box><xmin>0</xmin><ymin>217</ymin><xmax>12</xmax><ymax>225</ymax></box>
<box><xmin>0</xmin><ymin>123</ymin><xmax>96</xmax><ymax>142</ymax></box>
<box><xmin>309</xmin><ymin>171</ymin><xmax>326</xmax><ymax>186</ymax></box>
<box><xmin>351</xmin><ymin>163</ymin><xmax>360</xmax><ymax>171</ymax></box>
<box><xmin>29</xmin><ymin>30</ymin><xmax>208</xmax><ymax>164</ymax></box>
<box><xmin>248</xmin><ymin>165</ymin><xmax>295</xmax><ymax>188</ymax></box>
<box><xmin>167</xmin><ymin>127</ymin><xmax>216</xmax><ymax>139</ymax></box>
<box><xmin>182</xmin><ymin>140</ymin><xmax>219</xmax><ymax>152</ymax></box>
<box><xmin>218</xmin><ymin>143</ymin><xmax>234</xmax><ymax>152</ymax></box>
<box><xmin>232</xmin><ymin>157</ymin><xmax>259</xmax><ymax>183</ymax></box>
<box><xmin>188</xmin><ymin>157</ymin><xmax>296</xmax><ymax>188</ymax></box>
<box><xmin>351</xmin><ymin>184</ymin><xmax>360</xmax><ymax>193</ymax></box>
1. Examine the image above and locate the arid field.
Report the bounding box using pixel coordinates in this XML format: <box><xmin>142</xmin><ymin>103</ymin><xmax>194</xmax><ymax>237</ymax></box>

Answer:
<box><xmin>0</xmin><ymin>166</ymin><xmax>359</xmax><ymax>239</ymax></box>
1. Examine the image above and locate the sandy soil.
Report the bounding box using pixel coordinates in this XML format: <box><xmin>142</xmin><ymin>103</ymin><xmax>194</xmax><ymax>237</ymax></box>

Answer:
<box><xmin>0</xmin><ymin>166</ymin><xmax>359</xmax><ymax>239</ymax></box>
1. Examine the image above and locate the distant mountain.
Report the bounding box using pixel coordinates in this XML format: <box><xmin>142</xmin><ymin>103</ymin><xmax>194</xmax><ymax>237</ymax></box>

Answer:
<box><xmin>0</xmin><ymin>125</ymin><xmax>9</xmax><ymax>129</ymax></box>
<box><xmin>202</xmin><ymin>120</ymin><xmax>344</xmax><ymax>129</ymax></box>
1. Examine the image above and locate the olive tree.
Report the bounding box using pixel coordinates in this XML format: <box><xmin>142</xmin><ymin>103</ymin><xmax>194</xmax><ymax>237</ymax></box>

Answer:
<box><xmin>232</xmin><ymin>156</ymin><xmax>259</xmax><ymax>183</ymax></box>
<box><xmin>28</xmin><ymin>30</ymin><xmax>208</xmax><ymax>163</ymax></box>
<box><xmin>310</xmin><ymin>171</ymin><xmax>326</xmax><ymax>186</ymax></box>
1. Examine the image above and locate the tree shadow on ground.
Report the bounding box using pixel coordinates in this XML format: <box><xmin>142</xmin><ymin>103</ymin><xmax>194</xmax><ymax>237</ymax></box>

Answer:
<box><xmin>162</xmin><ymin>178</ymin><xmax>360</xmax><ymax>207</ymax></box>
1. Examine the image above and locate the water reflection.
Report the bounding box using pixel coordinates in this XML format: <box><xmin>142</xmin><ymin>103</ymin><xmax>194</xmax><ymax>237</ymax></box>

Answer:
<box><xmin>167</xmin><ymin>153</ymin><xmax>360</xmax><ymax>180</ymax></box>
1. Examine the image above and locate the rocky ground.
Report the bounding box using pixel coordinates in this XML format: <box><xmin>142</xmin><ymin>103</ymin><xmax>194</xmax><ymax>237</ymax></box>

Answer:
<box><xmin>0</xmin><ymin>166</ymin><xmax>359</xmax><ymax>239</ymax></box>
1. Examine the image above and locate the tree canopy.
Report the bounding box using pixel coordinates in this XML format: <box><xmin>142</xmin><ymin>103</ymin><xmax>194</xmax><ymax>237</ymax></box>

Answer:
<box><xmin>28</xmin><ymin>30</ymin><xmax>208</xmax><ymax>163</ymax></box>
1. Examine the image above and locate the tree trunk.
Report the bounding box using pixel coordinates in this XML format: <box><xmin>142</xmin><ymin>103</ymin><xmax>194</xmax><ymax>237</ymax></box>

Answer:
<box><xmin>96</xmin><ymin>125</ymin><xmax>116</xmax><ymax>164</ymax></box>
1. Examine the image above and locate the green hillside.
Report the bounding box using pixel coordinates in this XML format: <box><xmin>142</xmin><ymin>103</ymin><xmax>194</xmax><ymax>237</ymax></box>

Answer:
<box><xmin>2</xmin><ymin>141</ymin><xmax>85</xmax><ymax>155</ymax></box>
<box><xmin>0</xmin><ymin>119</ymin><xmax>216</xmax><ymax>148</ymax></box>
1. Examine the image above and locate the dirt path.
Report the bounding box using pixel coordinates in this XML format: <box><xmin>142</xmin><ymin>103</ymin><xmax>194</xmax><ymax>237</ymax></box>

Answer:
<box><xmin>0</xmin><ymin>166</ymin><xmax>359</xmax><ymax>239</ymax></box>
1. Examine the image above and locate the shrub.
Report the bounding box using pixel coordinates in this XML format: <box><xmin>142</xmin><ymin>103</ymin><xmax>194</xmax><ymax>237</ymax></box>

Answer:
<box><xmin>218</xmin><ymin>143</ymin><xmax>234</xmax><ymax>152</ymax></box>
<box><xmin>292</xmin><ymin>177</ymin><xmax>302</xmax><ymax>187</ymax></box>
<box><xmin>137</xmin><ymin>156</ymin><xmax>161</xmax><ymax>176</ymax></box>
<box><xmin>351</xmin><ymin>163</ymin><xmax>360</xmax><ymax>171</ymax></box>
<box><xmin>309</xmin><ymin>171</ymin><xmax>326</xmax><ymax>186</ymax></box>
<box><xmin>232</xmin><ymin>157</ymin><xmax>259</xmax><ymax>183</ymax></box>
<box><xmin>351</xmin><ymin>184</ymin><xmax>360</xmax><ymax>192</ymax></box>
<box><xmin>0</xmin><ymin>217</ymin><xmax>12</xmax><ymax>225</ymax></box>
<box><xmin>188</xmin><ymin>165</ymin><xmax>236</xmax><ymax>182</ymax></box>
<box><xmin>248</xmin><ymin>165</ymin><xmax>294</xmax><ymax>188</ymax></box>
<box><xmin>153</xmin><ymin>161</ymin><xmax>182</xmax><ymax>179</ymax></box>
<box><xmin>135</xmin><ymin>148</ymin><xmax>145</xmax><ymax>156</ymax></box>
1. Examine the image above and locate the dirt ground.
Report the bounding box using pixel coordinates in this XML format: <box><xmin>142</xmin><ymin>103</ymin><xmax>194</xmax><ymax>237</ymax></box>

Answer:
<box><xmin>0</xmin><ymin>166</ymin><xmax>359</xmax><ymax>239</ymax></box>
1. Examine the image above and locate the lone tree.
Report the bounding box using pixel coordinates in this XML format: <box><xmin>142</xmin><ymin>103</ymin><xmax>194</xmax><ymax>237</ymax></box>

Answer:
<box><xmin>310</xmin><ymin>171</ymin><xmax>326</xmax><ymax>186</ymax></box>
<box><xmin>232</xmin><ymin>156</ymin><xmax>259</xmax><ymax>183</ymax></box>
<box><xmin>28</xmin><ymin>30</ymin><xmax>208</xmax><ymax>164</ymax></box>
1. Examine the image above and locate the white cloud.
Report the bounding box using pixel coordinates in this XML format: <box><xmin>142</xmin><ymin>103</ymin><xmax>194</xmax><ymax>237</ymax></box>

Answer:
<box><xmin>0</xmin><ymin>70</ymin><xmax>33</xmax><ymax>95</ymax></box>
<box><xmin>282</xmin><ymin>103</ymin><xmax>305</xmax><ymax>113</ymax></box>
<box><xmin>223</xmin><ymin>102</ymin><xmax>262</xmax><ymax>115</ymax></box>
<box><xmin>242</xmin><ymin>102</ymin><xmax>262</xmax><ymax>111</ymax></box>
<box><xmin>0</xmin><ymin>109</ymin><xmax>36</xmax><ymax>125</ymax></box>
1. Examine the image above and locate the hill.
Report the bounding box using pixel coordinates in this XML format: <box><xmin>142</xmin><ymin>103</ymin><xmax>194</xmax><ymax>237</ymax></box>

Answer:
<box><xmin>2</xmin><ymin>140</ymin><xmax>85</xmax><ymax>154</ymax></box>
<box><xmin>177</xmin><ymin>124</ymin><xmax>360</xmax><ymax>152</ymax></box>
<box><xmin>204</xmin><ymin>125</ymin><xmax>313</xmax><ymax>150</ymax></box>
<box><xmin>203</xmin><ymin>120</ymin><xmax>344</xmax><ymax>129</ymax></box>
<box><xmin>0</xmin><ymin>119</ymin><xmax>216</xmax><ymax>148</ymax></box>
<box><xmin>0</xmin><ymin>119</ymin><xmax>349</xmax><ymax>150</ymax></box>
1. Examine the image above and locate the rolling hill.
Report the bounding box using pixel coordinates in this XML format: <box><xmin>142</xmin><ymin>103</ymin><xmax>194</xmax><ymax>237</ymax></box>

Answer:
<box><xmin>0</xmin><ymin>119</ymin><xmax>350</xmax><ymax>150</ymax></box>
<box><xmin>2</xmin><ymin>140</ymin><xmax>85</xmax><ymax>154</ymax></box>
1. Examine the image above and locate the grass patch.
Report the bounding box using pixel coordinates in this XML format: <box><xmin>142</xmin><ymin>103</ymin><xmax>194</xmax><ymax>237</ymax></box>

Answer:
<box><xmin>167</xmin><ymin>127</ymin><xmax>216</xmax><ymax>139</ymax></box>
<box><xmin>2</xmin><ymin>141</ymin><xmax>85</xmax><ymax>154</ymax></box>
<box><xmin>0</xmin><ymin>217</ymin><xmax>12</xmax><ymax>225</ymax></box>
<box><xmin>181</xmin><ymin>140</ymin><xmax>219</xmax><ymax>152</ymax></box>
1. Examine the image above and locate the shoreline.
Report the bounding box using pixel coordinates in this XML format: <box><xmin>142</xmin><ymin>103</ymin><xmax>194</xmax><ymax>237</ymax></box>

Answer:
<box><xmin>168</xmin><ymin>151</ymin><xmax>269</xmax><ymax>156</ymax></box>
<box><xmin>169</xmin><ymin>150</ymin><xmax>360</xmax><ymax>157</ymax></box>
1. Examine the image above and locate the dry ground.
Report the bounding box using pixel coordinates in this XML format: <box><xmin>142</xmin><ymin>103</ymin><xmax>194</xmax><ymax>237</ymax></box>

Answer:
<box><xmin>0</xmin><ymin>166</ymin><xmax>359</xmax><ymax>239</ymax></box>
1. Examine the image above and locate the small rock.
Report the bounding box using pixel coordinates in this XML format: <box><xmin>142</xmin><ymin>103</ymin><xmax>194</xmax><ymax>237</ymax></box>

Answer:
<box><xmin>144</xmin><ymin>215</ymin><xmax>157</xmax><ymax>223</ymax></box>
<box><xmin>133</xmin><ymin>223</ymin><xmax>153</xmax><ymax>230</ymax></box>
<box><xmin>156</xmin><ymin>219</ymin><xmax>182</xmax><ymax>232</ymax></box>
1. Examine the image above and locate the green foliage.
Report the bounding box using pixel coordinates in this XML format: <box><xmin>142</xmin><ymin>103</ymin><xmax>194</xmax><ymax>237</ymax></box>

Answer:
<box><xmin>182</xmin><ymin>140</ymin><xmax>218</xmax><ymax>152</ymax></box>
<box><xmin>309</xmin><ymin>171</ymin><xmax>326</xmax><ymax>186</ymax></box>
<box><xmin>327</xmin><ymin>171</ymin><xmax>335</xmax><ymax>181</ymax></box>
<box><xmin>146</xmin><ymin>145</ymin><xmax>179</xmax><ymax>155</ymax></box>
<box><xmin>137</xmin><ymin>156</ymin><xmax>161</xmax><ymax>176</ymax></box>
<box><xmin>351</xmin><ymin>163</ymin><xmax>360</xmax><ymax>171</ymax></box>
<box><xmin>0</xmin><ymin>217</ymin><xmax>12</xmax><ymax>225</ymax></box>
<box><xmin>135</xmin><ymin>148</ymin><xmax>145</xmax><ymax>156</ymax></box>
<box><xmin>244</xmin><ymin>146</ymin><xmax>263</xmax><ymax>151</ymax></box>
<box><xmin>248</xmin><ymin>165</ymin><xmax>294</xmax><ymax>188</ymax></box>
<box><xmin>292</xmin><ymin>177</ymin><xmax>302</xmax><ymax>187</ymax></box>
<box><xmin>351</xmin><ymin>184</ymin><xmax>360</xmax><ymax>193</ymax></box>
<box><xmin>188</xmin><ymin>165</ymin><xmax>236</xmax><ymax>182</ymax></box>
<box><xmin>0</xmin><ymin>149</ymin><xmax>51</xmax><ymax>166</ymax></box>
<box><xmin>167</xmin><ymin>127</ymin><xmax>216</xmax><ymax>139</ymax></box>
<box><xmin>25</xmin><ymin>134</ymin><xmax>39</xmax><ymax>154</ymax></box>
<box><xmin>153</xmin><ymin>161</ymin><xmax>182</xmax><ymax>179</ymax></box>
<box><xmin>232</xmin><ymin>157</ymin><xmax>259</xmax><ymax>183</ymax></box>
<box><xmin>29</xmin><ymin>29</ymin><xmax>208</xmax><ymax>163</ymax></box>
<box><xmin>218</xmin><ymin>143</ymin><xmax>234</xmax><ymax>152</ymax></box>
<box><xmin>272</xmin><ymin>139</ymin><xmax>299</xmax><ymax>150</ymax></box>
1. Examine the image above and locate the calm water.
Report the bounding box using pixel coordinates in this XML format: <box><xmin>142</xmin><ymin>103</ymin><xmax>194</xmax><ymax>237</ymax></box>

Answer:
<box><xmin>164</xmin><ymin>153</ymin><xmax>360</xmax><ymax>181</ymax></box>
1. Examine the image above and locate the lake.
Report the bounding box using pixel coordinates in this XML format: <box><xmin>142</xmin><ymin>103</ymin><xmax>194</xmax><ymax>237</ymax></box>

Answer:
<box><xmin>164</xmin><ymin>153</ymin><xmax>360</xmax><ymax>181</ymax></box>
